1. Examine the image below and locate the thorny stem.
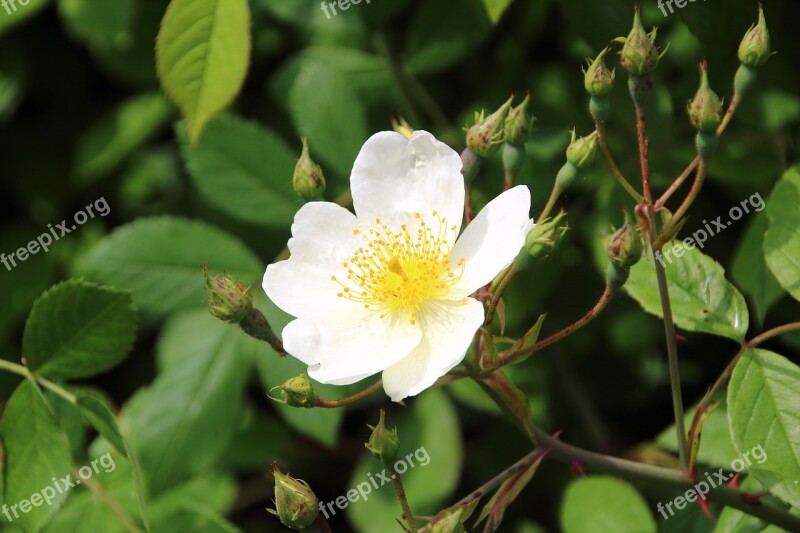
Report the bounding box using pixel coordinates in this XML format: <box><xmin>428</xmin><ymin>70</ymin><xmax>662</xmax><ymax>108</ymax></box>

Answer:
<box><xmin>316</xmin><ymin>380</ymin><xmax>384</xmax><ymax>408</ymax></box>
<box><xmin>389</xmin><ymin>463</ymin><xmax>417</xmax><ymax>532</ymax></box>
<box><xmin>0</xmin><ymin>359</ymin><xmax>77</xmax><ymax>404</ymax></box>
<box><xmin>594</xmin><ymin>120</ymin><xmax>644</xmax><ymax>203</ymax></box>
<box><xmin>655</xmin><ymin>161</ymin><xmax>707</xmax><ymax>249</ymax></box>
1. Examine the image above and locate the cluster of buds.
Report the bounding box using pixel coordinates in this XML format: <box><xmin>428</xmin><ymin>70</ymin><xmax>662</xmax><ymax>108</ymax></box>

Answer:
<box><xmin>293</xmin><ymin>136</ymin><xmax>325</xmax><ymax>200</ymax></box>
<box><xmin>269</xmin><ymin>464</ymin><xmax>319</xmax><ymax>530</ymax></box>
<box><xmin>466</xmin><ymin>95</ymin><xmax>534</xmax><ymax>157</ymax></box>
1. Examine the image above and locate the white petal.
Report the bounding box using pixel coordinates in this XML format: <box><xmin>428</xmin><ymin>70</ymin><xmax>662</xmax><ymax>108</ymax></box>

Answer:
<box><xmin>350</xmin><ymin>130</ymin><xmax>464</xmax><ymax>230</ymax></box>
<box><xmin>382</xmin><ymin>298</ymin><xmax>484</xmax><ymax>402</ymax></box>
<box><xmin>447</xmin><ymin>186</ymin><xmax>533</xmax><ymax>299</ymax></box>
<box><xmin>263</xmin><ymin>202</ymin><xmax>361</xmax><ymax>320</ymax></box>
<box><xmin>283</xmin><ymin>312</ymin><xmax>422</xmax><ymax>386</ymax></box>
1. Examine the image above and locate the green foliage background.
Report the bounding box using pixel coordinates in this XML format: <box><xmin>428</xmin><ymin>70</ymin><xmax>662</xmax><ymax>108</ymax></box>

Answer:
<box><xmin>0</xmin><ymin>0</ymin><xmax>799</xmax><ymax>531</ymax></box>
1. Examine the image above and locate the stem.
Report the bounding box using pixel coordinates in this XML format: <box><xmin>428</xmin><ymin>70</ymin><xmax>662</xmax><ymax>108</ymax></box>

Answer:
<box><xmin>451</xmin><ymin>448</ymin><xmax>545</xmax><ymax>508</ymax></box>
<box><xmin>316</xmin><ymin>380</ymin><xmax>383</xmax><ymax>408</ymax></box>
<box><xmin>0</xmin><ymin>359</ymin><xmax>77</xmax><ymax>404</ymax></box>
<box><xmin>631</xmin><ymin>78</ymin><xmax>689</xmax><ymax>470</ymax></box>
<box><xmin>77</xmin><ymin>468</ymin><xmax>143</xmax><ymax>533</ymax></box>
<box><xmin>389</xmin><ymin>463</ymin><xmax>417</xmax><ymax>532</ymax></box>
<box><xmin>594</xmin><ymin>120</ymin><xmax>644</xmax><ymax>203</ymax></box>
<box><xmin>656</xmin><ymin>161</ymin><xmax>707</xmax><ymax>248</ymax></box>
<box><xmin>747</xmin><ymin>322</ymin><xmax>800</xmax><ymax>348</ymax></box>
<box><xmin>655</xmin><ymin>94</ymin><xmax>741</xmax><ymax>210</ymax></box>
<box><xmin>240</xmin><ymin>308</ymin><xmax>285</xmax><ymax>355</ymax></box>
<box><xmin>529</xmin><ymin>426</ymin><xmax>800</xmax><ymax>532</ymax></box>
<box><xmin>539</xmin><ymin>184</ymin><xmax>560</xmax><ymax>222</ymax></box>
<box><xmin>493</xmin><ymin>286</ymin><xmax>615</xmax><ymax>369</ymax></box>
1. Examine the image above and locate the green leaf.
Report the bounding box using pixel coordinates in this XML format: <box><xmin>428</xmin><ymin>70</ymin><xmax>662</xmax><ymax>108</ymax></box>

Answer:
<box><xmin>347</xmin><ymin>390</ymin><xmax>463</xmax><ymax>532</ymax></box>
<box><xmin>727</xmin><ymin>349</ymin><xmax>800</xmax><ymax>508</ymax></box>
<box><xmin>78</xmin><ymin>216</ymin><xmax>262</xmax><ymax>315</ymax></box>
<box><xmin>731</xmin><ymin>213</ymin><xmax>784</xmax><ymax>325</ymax></box>
<box><xmin>75</xmin><ymin>393</ymin><xmax>149</xmax><ymax>531</ymax></box>
<box><xmin>2</xmin><ymin>380</ymin><xmax>72</xmax><ymax>532</ymax></box>
<box><xmin>625</xmin><ymin>242</ymin><xmax>749</xmax><ymax>341</ymax></box>
<box><xmin>0</xmin><ymin>0</ymin><xmax>50</xmax><ymax>36</ymax></box>
<box><xmin>289</xmin><ymin>60</ymin><xmax>367</xmax><ymax>177</ymax></box>
<box><xmin>560</xmin><ymin>476</ymin><xmax>656</xmax><ymax>533</ymax></box>
<box><xmin>764</xmin><ymin>165</ymin><xmax>800</xmax><ymax>302</ymax></box>
<box><xmin>125</xmin><ymin>309</ymin><xmax>250</xmax><ymax>495</ymax></box>
<box><xmin>156</xmin><ymin>0</ymin><xmax>251</xmax><ymax>144</ymax></box>
<box><xmin>482</xmin><ymin>0</ymin><xmax>515</xmax><ymax>23</ymax></box>
<box><xmin>179</xmin><ymin>114</ymin><xmax>302</xmax><ymax>228</ymax></box>
<box><xmin>22</xmin><ymin>279</ymin><xmax>137</xmax><ymax>379</ymax></box>
<box><xmin>57</xmin><ymin>0</ymin><xmax>137</xmax><ymax>49</ymax></box>
<box><xmin>73</xmin><ymin>93</ymin><xmax>173</xmax><ymax>184</ymax></box>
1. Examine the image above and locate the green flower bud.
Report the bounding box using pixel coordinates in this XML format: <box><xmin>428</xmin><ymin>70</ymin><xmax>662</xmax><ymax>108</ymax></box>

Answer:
<box><xmin>466</xmin><ymin>96</ymin><xmax>513</xmax><ymax>157</ymax></box>
<box><xmin>271</xmin><ymin>373</ymin><xmax>319</xmax><ymax>408</ymax></box>
<box><xmin>502</xmin><ymin>142</ymin><xmax>525</xmax><ymax>180</ymax></box>
<box><xmin>687</xmin><ymin>62</ymin><xmax>723</xmax><ymax>133</ymax></box>
<box><xmin>583</xmin><ymin>48</ymin><xmax>615</xmax><ymax>96</ymax></box>
<box><xmin>203</xmin><ymin>266</ymin><xmax>252</xmax><ymax>323</ymax></box>
<box><xmin>365</xmin><ymin>409</ymin><xmax>399</xmax><ymax>463</ymax></box>
<box><xmin>618</xmin><ymin>6</ymin><xmax>662</xmax><ymax>77</ymax></box>
<box><xmin>503</xmin><ymin>94</ymin><xmax>535</xmax><ymax>145</ymax></box>
<box><xmin>606</xmin><ymin>210</ymin><xmax>643</xmax><ymax>270</ymax></box>
<box><xmin>605</xmin><ymin>262</ymin><xmax>630</xmax><ymax>292</ymax></box>
<box><xmin>738</xmin><ymin>5</ymin><xmax>770</xmax><ymax>68</ymax></box>
<box><xmin>269</xmin><ymin>464</ymin><xmax>318</xmax><ymax>530</ymax></box>
<box><xmin>695</xmin><ymin>130</ymin><xmax>719</xmax><ymax>162</ymax></box>
<box><xmin>555</xmin><ymin>161</ymin><xmax>578</xmax><ymax>190</ymax></box>
<box><xmin>293</xmin><ymin>136</ymin><xmax>325</xmax><ymax>200</ymax></box>
<box><xmin>525</xmin><ymin>211</ymin><xmax>569</xmax><ymax>260</ymax></box>
<box><xmin>589</xmin><ymin>95</ymin><xmax>611</xmax><ymax>123</ymax></box>
<box><xmin>566</xmin><ymin>129</ymin><xmax>599</xmax><ymax>170</ymax></box>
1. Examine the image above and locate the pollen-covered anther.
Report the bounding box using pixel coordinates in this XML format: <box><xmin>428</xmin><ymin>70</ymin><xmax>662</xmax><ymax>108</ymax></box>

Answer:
<box><xmin>332</xmin><ymin>211</ymin><xmax>465</xmax><ymax>323</ymax></box>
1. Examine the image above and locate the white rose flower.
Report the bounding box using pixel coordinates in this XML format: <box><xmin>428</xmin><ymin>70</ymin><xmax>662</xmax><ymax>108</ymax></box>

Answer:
<box><xmin>264</xmin><ymin>131</ymin><xmax>533</xmax><ymax>401</ymax></box>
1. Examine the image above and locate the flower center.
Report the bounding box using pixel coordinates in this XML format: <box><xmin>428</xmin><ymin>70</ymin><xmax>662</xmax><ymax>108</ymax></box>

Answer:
<box><xmin>332</xmin><ymin>211</ymin><xmax>465</xmax><ymax>324</ymax></box>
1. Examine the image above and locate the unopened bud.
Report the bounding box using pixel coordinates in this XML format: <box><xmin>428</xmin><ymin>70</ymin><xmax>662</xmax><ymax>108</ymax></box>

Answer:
<box><xmin>525</xmin><ymin>211</ymin><xmax>568</xmax><ymax>260</ymax></box>
<box><xmin>606</xmin><ymin>210</ymin><xmax>643</xmax><ymax>270</ymax></box>
<box><xmin>583</xmin><ymin>48</ymin><xmax>615</xmax><ymax>97</ymax></box>
<box><xmin>687</xmin><ymin>62</ymin><xmax>723</xmax><ymax>133</ymax></box>
<box><xmin>272</xmin><ymin>373</ymin><xmax>319</xmax><ymax>408</ymax></box>
<box><xmin>270</xmin><ymin>464</ymin><xmax>318</xmax><ymax>530</ymax></box>
<box><xmin>504</xmin><ymin>94</ymin><xmax>535</xmax><ymax>145</ymax></box>
<box><xmin>466</xmin><ymin>96</ymin><xmax>513</xmax><ymax>157</ymax></box>
<box><xmin>618</xmin><ymin>6</ymin><xmax>663</xmax><ymax>77</ymax></box>
<box><xmin>203</xmin><ymin>266</ymin><xmax>252</xmax><ymax>323</ymax></box>
<box><xmin>738</xmin><ymin>4</ymin><xmax>770</xmax><ymax>68</ymax></box>
<box><xmin>365</xmin><ymin>409</ymin><xmax>399</xmax><ymax>463</ymax></box>
<box><xmin>391</xmin><ymin>115</ymin><xmax>414</xmax><ymax>139</ymax></box>
<box><xmin>293</xmin><ymin>136</ymin><xmax>325</xmax><ymax>200</ymax></box>
<box><xmin>566</xmin><ymin>129</ymin><xmax>598</xmax><ymax>170</ymax></box>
